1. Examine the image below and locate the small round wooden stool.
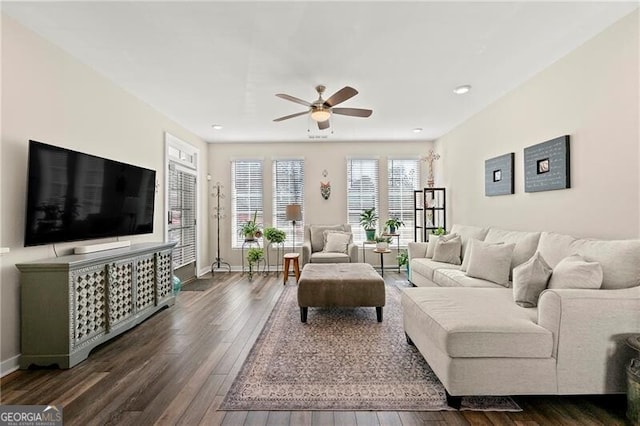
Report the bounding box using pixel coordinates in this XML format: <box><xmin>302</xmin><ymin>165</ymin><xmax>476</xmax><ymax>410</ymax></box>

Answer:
<box><xmin>283</xmin><ymin>253</ymin><xmax>300</xmax><ymax>285</ymax></box>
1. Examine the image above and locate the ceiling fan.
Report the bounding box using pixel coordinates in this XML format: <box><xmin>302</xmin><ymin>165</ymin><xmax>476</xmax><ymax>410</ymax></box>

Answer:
<box><xmin>273</xmin><ymin>85</ymin><xmax>373</xmax><ymax>130</ymax></box>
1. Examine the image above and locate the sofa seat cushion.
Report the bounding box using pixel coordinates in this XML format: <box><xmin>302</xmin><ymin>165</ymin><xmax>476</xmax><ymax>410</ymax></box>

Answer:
<box><xmin>410</xmin><ymin>258</ymin><xmax>461</xmax><ymax>281</ymax></box>
<box><xmin>310</xmin><ymin>252</ymin><xmax>351</xmax><ymax>263</ymax></box>
<box><xmin>433</xmin><ymin>269</ymin><xmax>508</xmax><ymax>288</ymax></box>
<box><xmin>402</xmin><ymin>288</ymin><xmax>553</xmax><ymax>358</ymax></box>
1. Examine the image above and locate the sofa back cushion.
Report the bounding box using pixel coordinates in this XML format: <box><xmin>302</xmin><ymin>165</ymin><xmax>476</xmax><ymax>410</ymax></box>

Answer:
<box><xmin>485</xmin><ymin>228</ymin><xmax>541</xmax><ymax>272</ymax></box>
<box><xmin>539</xmin><ymin>232</ymin><xmax>640</xmax><ymax>289</ymax></box>
<box><xmin>450</xmin><ymin>224</ymin><xmax>489</xmax><ymax>260</ymax></box>
<box><xmin>309</xmin><ymin>224</ymin><xmax>350</xmax><ymax>253</ymax></box>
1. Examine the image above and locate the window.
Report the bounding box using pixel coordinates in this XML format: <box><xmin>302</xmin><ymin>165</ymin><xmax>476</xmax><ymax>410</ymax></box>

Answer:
<box><xmin>232</xmin><ymin>160</ymin><xmax>263</xmax><ymax>248</ymax></box>
<box><xmin>168</xmin><ymin>163</ymin><xmax>197</xmax><ymax>268</ymax></box>
<box><xmin>166</xmin><ymin>133</ymin><xmax>199</xmax><ymax>274</ymax></box>
<box><xmin>388</xmin><ymin>159</ymin><xmax>420</xmax><ymax>245</ymax></box>
<box><xmin>347</xmin><ymin>158</ymin><xmax>379</xmax><ymax>243</ymax></box>
<box><xmin>273</xmin><ymin>159</ymin><xmax>304</xmax><ymax>247</ymax></box>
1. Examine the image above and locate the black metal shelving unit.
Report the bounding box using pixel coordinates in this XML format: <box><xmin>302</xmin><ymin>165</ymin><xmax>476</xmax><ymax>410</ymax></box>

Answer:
<box><xmin>413</xmin><ymin>187</ymin><xmax>446</xmax><ymax>242</ymax></box>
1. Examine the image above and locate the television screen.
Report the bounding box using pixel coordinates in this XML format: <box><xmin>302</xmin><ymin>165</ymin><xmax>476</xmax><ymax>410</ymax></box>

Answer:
<box><xmin>24</xmin><ymin>140</ymin><xmax>156</xmax><ymax>246</ymax></box>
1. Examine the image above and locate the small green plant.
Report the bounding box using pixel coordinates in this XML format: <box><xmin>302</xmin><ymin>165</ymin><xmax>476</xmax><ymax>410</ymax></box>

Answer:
<box><xmin>360</xmin><ymin>208</ymin><xmax>378</xmax><ymax>241</ymax></box>
<box><xmin>375</xmin><ymin>234</ymin><xmax>391</xmax><ymax>243</ymax></box>
<box><xmin>263</xmin><ymin>227</ymin><xmax>286</xmax><ymax>244</ymax></box>
<box><xmin>397</xmin><ymin>249</ymin><xmax>408</xmax><ymax>267</ymax></box>
<box><xmin>246</xmin><ymin>247</ymin><xmax>264</xmax><ymax>279</ymax></box>
<box><xmin>433</xmin><ymin>227</ymin><xmax>446</xmax><ymax>236</ymax></box>
<box><xmin>385</xmin><ymin>217</ymin><xmax>405</xmax><ymax>234</ymax></box>
<box><xmin>239</xmin><ymin>211</ymin><xmax>262</xmax><ymax>240</ymax></box>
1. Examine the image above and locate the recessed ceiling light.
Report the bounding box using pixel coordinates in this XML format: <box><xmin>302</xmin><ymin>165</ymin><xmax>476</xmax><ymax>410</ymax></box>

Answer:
<box><xmin>211</xmin><ymin>124</ymin><xmax>223</xmax><ymax>130</ymax></box>
<box><xmin>412</xmin><ymin>128</ymin><xmax>423</xmax><ymax>133</ymax></box>
<box><xmin>453</xmin><ymin>85</ymin><xmax>471</xmax><ymax>95</ymax></box>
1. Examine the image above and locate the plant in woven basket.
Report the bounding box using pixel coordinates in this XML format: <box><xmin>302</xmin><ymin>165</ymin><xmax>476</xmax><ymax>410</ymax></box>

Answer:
<box><xmin>247</xmin><ymin>247</ymin><xmax>264</xmax><ymax>280</ymax></box>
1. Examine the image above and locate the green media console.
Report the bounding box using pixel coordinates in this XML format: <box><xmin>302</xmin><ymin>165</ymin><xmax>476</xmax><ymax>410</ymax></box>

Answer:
<box><xmin>16</xmin><ymin>242</ymin><xmax>176</xmax><ymax>369</ymax></box>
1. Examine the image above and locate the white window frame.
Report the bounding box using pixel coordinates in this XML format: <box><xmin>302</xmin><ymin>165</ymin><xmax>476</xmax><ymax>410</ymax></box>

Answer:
<box><xmin>346</xmin><ymin>158</ymin><xmax>379</xmax><ymax>243</ymax></box>
<box><xmin>165</xmin><ymin>133</ymin><xmax>200</xmax><ymax>274</ymax></box>
<box><xmin>272</xmin><ymin>158</ymin><xmax>304</xmax><ymax>248</ymax></box>
<box><xmin>388</xmin><ymin>158</ymin><xmax>421</xmax><ymax>246</ymax></box>
<box><xmin>231</xmin><ymin>159</ymin><xmax>264</xmax><ymax>249</ymax></box>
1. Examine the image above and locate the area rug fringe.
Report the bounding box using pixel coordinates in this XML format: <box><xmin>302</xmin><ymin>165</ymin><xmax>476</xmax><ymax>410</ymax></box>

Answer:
<box><xmin>221</xmin><ymin>282</ymin><xmax>521</xmax><ymax>412</ymax></box>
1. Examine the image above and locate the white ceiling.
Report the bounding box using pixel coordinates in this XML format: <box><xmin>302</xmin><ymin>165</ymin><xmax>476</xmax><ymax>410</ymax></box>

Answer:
<box><xmin>3</xmin><ymin>1</ymin><xmax>637</xmax><ymax>143</ymax></box>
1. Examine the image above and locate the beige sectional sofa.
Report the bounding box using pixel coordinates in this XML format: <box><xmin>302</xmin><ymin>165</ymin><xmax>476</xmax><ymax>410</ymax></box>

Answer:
<box><xmin>402</xmin><ymin>224</ymin><xmax>640</xmax><ymax>404</ymax></box>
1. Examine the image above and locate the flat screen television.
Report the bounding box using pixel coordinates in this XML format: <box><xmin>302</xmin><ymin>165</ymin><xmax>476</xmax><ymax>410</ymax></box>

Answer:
<box><xmin>24</xmin><ymin>140</ymin><xmax>156</xmax><ymax>246</ymax></box>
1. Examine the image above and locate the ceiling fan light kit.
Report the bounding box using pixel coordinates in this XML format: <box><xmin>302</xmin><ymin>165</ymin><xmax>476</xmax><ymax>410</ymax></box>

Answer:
<box><xmin>274</xmin><ymin>84</ymin><xmax>372</xmax><ymax>130</ymax></box>
<box><xmin>310</xmin><ymin>108</ymin><xmax>331</xmax><ymax>122</ymax></box>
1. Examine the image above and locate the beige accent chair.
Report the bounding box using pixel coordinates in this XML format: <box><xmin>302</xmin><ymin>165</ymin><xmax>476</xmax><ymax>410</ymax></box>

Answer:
<box><xmin>301</xmin><ymin>224</ymin><xmax>358</xmax><ymax>266</ymax></box>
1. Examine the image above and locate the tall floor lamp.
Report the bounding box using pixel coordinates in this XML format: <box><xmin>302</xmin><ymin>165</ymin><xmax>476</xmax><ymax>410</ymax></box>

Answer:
<box><xmin>286</xmin><ymin>204</ymin><xmax>302</xmax><ymax>254</ymax></box>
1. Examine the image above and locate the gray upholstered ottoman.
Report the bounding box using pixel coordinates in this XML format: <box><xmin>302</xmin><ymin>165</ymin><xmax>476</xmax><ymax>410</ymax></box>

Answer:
<box><xmin>297</xmin><ymin>263</ymin><xmax>386</xmax><ymax>322</ymax></box>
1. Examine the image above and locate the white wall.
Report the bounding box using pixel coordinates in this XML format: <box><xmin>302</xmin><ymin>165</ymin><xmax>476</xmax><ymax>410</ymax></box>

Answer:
<box><xmin>436</xmin><ymin>11</ymin><xmax>639</xmax><ymax>239</ymax></box>
<box><xmin>0</xmin><ymin>15</ymin><xmax>209</xmax><ymax>371</ymax></box>
<box><xmin>207</xmin><ymin>141</ymin><xmax>432</xmax><ymax>267</ymax></box>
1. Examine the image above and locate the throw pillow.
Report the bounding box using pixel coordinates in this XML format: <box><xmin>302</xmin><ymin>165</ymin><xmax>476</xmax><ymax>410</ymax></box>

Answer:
<box><xmin>547</xmin><ymin>254</ymin><xmax>603</xmax><ymax>290</ymax></box>
<box><xmin>323</xmin><ymin>231</ymin><xmax>351</xmax><ymax>254</ymax></box>
<box><xmin>461</xmin><ymin>239</ymin><xmax>503</xmax><ymax>272</ymax></box>
<box><xmin>432</xmin><ymin>234</ymin><xmax>462</xmax><ymax>265</ymax></box>
<box><xmin>512</xmin><ymin>252</ymin><xmax>552</xmax><ymax>308</ymax></box>
<box><xmin>425</xmin><ymin>234</ymin><xmax>441</xmax><ymax>258</ymax></box>
<box><xmin>465</xmin><ymin>239</ymin><xmax>515</xmax><ymax>286</ymax></box>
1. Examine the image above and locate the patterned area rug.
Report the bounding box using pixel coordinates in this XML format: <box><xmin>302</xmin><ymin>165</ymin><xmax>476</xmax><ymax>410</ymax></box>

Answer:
<box><xmin>221</xmin><ymin>281</ymin><xmax>521</xmax><ymax>411</ymax></box>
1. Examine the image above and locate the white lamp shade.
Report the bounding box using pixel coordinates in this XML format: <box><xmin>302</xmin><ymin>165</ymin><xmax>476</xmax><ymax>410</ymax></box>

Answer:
<box><xmin>286</xmin><ymin>204</ymin><xmax>302</xmax><ymax>221</ymax></box>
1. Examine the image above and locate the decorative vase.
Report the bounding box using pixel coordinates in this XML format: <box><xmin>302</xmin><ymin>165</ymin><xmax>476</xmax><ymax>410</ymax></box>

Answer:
<box><xmin>388</xmin><ymin>226</ymin><xmax>396</xmax><ymax>234</ymax></box>
<box><xmin>376</xmin><ymin>242</ymin><xmax>388</xmax><ymax>250</ymax></box>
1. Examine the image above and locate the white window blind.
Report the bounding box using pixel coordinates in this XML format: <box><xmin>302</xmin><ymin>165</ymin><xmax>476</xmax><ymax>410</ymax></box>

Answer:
<box><xmin>232</xmin><ymin>160</ymin><xmax>263</xmax><ymax>248</ymax></box>
<box><xmin>347</xmin><ymin>158</ymin><xmax>379</xmax><ymax>243</ymax></box>
<box><xmin>168</xmin><ymin>163</ymin><xmax>197</xmax><ymax>268</ymax></box>
<box><xmin>388</xmin><ymin>159</ymin><xmax>420</xmax><ymax>245</ymax></box>
<box><xmin>272</xmin><ymin>159</ymin><xmax>304</xmax><ymax>247</ymax></box>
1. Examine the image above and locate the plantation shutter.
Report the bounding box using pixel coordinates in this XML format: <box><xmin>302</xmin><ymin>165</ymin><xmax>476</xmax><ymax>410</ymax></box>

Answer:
<box><xmin>347</xmin><ymin>158</ymin><xmax>379</xmax><ymax>243</ymax></box>
<box><xmin>388</xmin><ymin>159</ymin><xmax>420</xmax><ymax>245</ymax></box>
<box><xmin>232</xmin><ymin>160</ymin><xmax>263</xmax><ymax>248</ymax></box>
<box><xmin>167</xmin><ymin>163</ymin><xmax>197</xmax><ymax>268</ymax></box>
<box><xmin>272</xmin><ymin>159</ymin><xmax>304</xmax><ymax>247</ymax></box>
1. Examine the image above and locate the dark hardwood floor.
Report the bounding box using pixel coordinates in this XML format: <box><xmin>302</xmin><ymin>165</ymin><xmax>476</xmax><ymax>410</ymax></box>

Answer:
<box><xmin>0</xmin><ymin>271</ymin><xmax>630</xmax><ymax>425</ymax></box>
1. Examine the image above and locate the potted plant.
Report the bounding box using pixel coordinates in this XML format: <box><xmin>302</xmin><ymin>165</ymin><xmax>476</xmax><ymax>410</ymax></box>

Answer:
<box><xmin>239</xmin><ymin>211</ymin><xmax>262</xmax><ymax>241</ymax></box>
<box><xmin>397</xmin><ymin>249</ymin><xmax>409</xmax><ymax>275</ymax></box>
<box><xmin>385</xmin><ymin>217</ymin><xmax>405</xmax><ymax>234</ymax></box>
<box><xmin>374</xmin><ymin>234</ymin><xmax>391</xmax><ymax>250</ymax></box>
<box><xmin>433</xmin><ymin>226</ymin><xmax>446</xmax><ymax>236</ymax></box>
<box><xmin>263</xmin><ymin>227</ymin><xmax>286</xmax><ymax>244</ymax></box>
<box><xmin>359</xmin><ymin>207</ymin><xmax>378</xmax><ymax>242</ymax></box>
<box><xmin>247</xmin><ymin>247</ymin><xmax>264</xmax><ymax>280</ymax></box>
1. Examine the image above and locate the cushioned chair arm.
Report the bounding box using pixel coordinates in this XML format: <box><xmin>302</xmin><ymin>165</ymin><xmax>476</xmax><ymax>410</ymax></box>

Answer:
<box><xmin>348</xmin><ymin>243</ymin><xmax>358</xmax><ymax>263</ymax></box>
<box><xmin>537</xmin><ymin>286</ymin><xmax>640</xmax><ymax>393</ymax></box>
<box><xmin>301</xmin><ymin>242</ymin><xmax>312</xmax><ymax>266</ymax></box>
<box><xmin>408</xmin><ymin>242</ymin><xmax>428</xmax><ymax>260</ymax></box>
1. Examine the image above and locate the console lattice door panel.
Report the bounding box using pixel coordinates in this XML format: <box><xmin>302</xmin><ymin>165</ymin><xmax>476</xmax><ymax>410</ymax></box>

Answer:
<box><xmin>156</xmin><ymin>251</ymin><xmax>172</xmax><ymax>302</ymax></box>
<box><xmin>71</xmin><ymin>266</ymin><xmax>107</xmax><ymax>347</ymax></box>
<box><xmin>106</xmin><ymin>262</ymin><xmax>133</xmax><ymax>329</ymax></box>
<box><xmin>136</xmin><ymin>255</ymin><xmax>155</xmax><ymax>311</ymax></box>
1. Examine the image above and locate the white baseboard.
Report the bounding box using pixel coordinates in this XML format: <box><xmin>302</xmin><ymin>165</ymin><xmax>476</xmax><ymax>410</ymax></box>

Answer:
<box><xmin>1</xmin><ymin>355</ymin><xmax>20</xmax><ymax>377</ymax></box>
<box><xmin>74</xmin><ymin>240</ymin><xmax>130</xmax><ymax>254</ymax></box>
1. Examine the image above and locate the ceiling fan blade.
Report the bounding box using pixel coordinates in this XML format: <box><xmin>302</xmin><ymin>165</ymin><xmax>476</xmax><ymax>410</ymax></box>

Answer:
<box><xmin>324</xmin><ymin>86</ymin><xmax>358</xmax><ymax>107</ymax></box>
<box><xmin>273</xmin><ymin>111</ymin><xmax>308</xmax><ymax>122</ymax></box>
<box><xmin>318</xmin><ymin>120</ymin><xmax>330</xmax><ymax>130</ymax></box>
<box><xmin>332</xmin><ymin>107</ymin><xmax>373</xmax><ymax>118</ymax></box>
<box><xmin>276</xmin><ymin>93</ymin><xmax>311</xmax><ymax>107</ymax></box>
